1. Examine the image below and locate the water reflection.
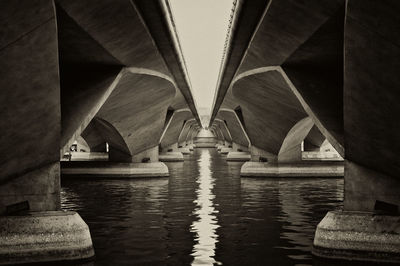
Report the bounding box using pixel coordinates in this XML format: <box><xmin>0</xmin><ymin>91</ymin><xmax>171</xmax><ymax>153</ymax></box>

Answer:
<box><xmin>60</xmin><ymin>149</ymin><xmax>347</xmax><ymax>266</ymax></box>
<box><xmin>190</xmin><ymin>149</ymin><xmax>220</xmax><ymax>265</ymax></box>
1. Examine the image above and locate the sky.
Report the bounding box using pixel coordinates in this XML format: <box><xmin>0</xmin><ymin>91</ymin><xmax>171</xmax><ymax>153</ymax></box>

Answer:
<box><xmin>169</xmin><ymin>0</ymin><xmax>233</xmax><ymax>115</ymax></box>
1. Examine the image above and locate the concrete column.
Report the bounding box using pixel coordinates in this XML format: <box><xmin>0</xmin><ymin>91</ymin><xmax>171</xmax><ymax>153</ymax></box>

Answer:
<box><xmin>0</xmin><ymin>1</ymin><xmax>94</xmax><ymax>264</ymax></box>
<box><xmin>313</xmin><ymin>1</ymin><xmax>400</xmax><ymax>263</ymax></box>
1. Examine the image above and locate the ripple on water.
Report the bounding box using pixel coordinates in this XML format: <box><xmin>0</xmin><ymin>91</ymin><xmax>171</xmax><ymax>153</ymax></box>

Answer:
<box><xmin>61</xmin><ymin>148</ymin><xmax>345</xmax><ymax>266</ymax></box>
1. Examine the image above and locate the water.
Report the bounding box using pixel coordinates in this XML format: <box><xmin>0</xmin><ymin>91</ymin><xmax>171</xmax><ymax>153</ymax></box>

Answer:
<box><xmin>61</xmin><ymin>148</ymin><xmax>344</xmax><ymax>266</ymax></box>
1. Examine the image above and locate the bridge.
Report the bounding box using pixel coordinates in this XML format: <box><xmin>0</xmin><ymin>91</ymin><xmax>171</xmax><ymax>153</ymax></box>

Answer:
<box><xmin>0</xmin><ymin>0</ymin><xmax>399</xmax><ymax>264</ymax></box>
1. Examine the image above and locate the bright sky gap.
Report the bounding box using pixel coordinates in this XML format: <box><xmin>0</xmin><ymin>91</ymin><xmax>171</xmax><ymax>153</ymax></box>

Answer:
<box><xmin>169</xmin><ymin>0</ymin><xmax>234</xmax><ymax>116</ymax></box>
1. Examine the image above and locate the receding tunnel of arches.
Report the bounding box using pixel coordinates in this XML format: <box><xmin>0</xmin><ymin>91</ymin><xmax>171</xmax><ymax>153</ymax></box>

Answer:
<box><xmin>0</xmin><ymin>0</ymin><xmax>399</xmax><ymax>265</ymax></box>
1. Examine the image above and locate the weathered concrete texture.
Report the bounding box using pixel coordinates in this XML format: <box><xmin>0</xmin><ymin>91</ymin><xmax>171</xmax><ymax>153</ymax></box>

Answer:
<box><xmin>0</xmin><ymin>0</ymin><xmax>60</xmax><ymax>184</ymax></box>
<box><xmin>313</xmin><ymin>211</ymin><xmax>400</xmax><ymax>263</ymax></box>
<box><xmin>0</xmin><ymin>163</ymin><xmax>60</xmax><ymax>215</ymax></box>
<box><xmin>159</xmin><ymin>152</ymin><xmax>184</xmax><ymax>162</ymax></box>
<box><xmin>240</xmin><ymin>162</ymin><xmax>344</xmax><ymax>177</ymax></box>
<box><xmin>61</xmin><ymin>162</ymin><xmax>169</xmax><ymax>178</ymax></box>
<box><xmin>227</xmin><ymin>152</ymin><xmax>251</xmax><ymax>162</ymax></box>
<box><xmin>0</xmin><ymin>211</ymin><xmax>94</xmax><ymax>265</ymax></box>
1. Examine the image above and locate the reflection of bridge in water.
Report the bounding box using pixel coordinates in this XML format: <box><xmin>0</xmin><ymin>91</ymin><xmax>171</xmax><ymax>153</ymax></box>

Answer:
<box><xmin>0</xmin><ymin>0</ymin><xmax>400</xmax><ymax>265</ymax></box>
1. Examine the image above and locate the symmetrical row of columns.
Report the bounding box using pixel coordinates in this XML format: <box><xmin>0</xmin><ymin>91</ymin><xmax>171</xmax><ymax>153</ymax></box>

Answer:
<box><xmin>209</xmin><ymin>0</ymin><xmax>400</xmax><ymax>263</ymax></box>
<box><xmin>0</xmin><ymin>1</ymin><xmax>201</xmax><ymax>264</ymax></box>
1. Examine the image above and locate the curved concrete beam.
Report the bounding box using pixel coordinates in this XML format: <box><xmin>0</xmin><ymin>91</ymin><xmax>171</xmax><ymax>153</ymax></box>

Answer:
<box><xmin>178</xmin><ymin>119</ymin><xmax>197</xmax><ymax>144</ymax></box>
<box><xmin>134</xmin><ymin>0</ymin><xmax>201</xmax><ymax>124</ymax></box>
<box><xmin>81</xmin><ymin>117</ymin><xmax>131</xmax><ymax>160</ymax></box>
<box><xmin>214</xmin><ymin>119</ymin><xmax>233</xmax><ymax>143</ymax></box>
<box><xmin>95</xmin><ymin>70</ymin><xmax>176</xmax><ymax>158</ymax></box>
<box><xmin>160</xmin><ymin>109</ymin><xmax>193</xmax><ymax>148</ymax></box>
<box><xmin>231</xmin><ymin>68</ymin><xmax>307</xmax><ymax>154</ymax></box>
<box><xmin>278</xmin><ymin>117</ymin><xmax>314</xmax><ymax>162</ymax></box>
<box><xmin>210</xmin><ymin>0</ymin><xmax>345</xmax><ymax>156</ymax></box>
<box><xmin>233</xmin><ymin>66</ymin><xmax>344</xmax><ymax>157</ymax></box>
<box><xmin>210</xmin><ymin>0</ymin><xmax>270</xmax><ymax>123</ymax></box>
<box><xmin>217</xmin><ymin>108</ymin><xmax>250</xmax><ymax>147</ymax></box>
<box><xmin>211</xmin><ymin>125</ymin><xmax>225</xmax><ymax>142</ymax></box>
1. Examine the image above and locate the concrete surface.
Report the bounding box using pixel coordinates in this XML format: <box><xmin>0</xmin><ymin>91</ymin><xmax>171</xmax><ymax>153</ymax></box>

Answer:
<box><xmin>61</xmin><ymin>162</ymin><xmax>169</xmax><ymax>178</ymax></box>
<box><xmin>159</xmin><ymin>152</ymin><xmax>184</xmax><ymax>162</ymax></box>
<box><xmin>240</xmin><ymin>162</ymin><xmax>344</xmax><ymax>177</ymax></box>
<box><xmin>313</xmin><ymin>211</ymin><xmax>400</xmax><ymax>263</ymax></box>
<box><xmin>65</xmin><ymin>152</ymin><xmax>108</xmax><ymax>161</ymax></box>
<box><xmin>0</xmin><ymin>163</ymin><xmax>60</xmax><ymax>215</ymax></box>
<box><xmin>0</xmin><ymin>211</ymin><xmax>94</xmax><ymax>265</ymax></box>
<box><xmin>227</xmin><ymin>152</ymin><xmax>251</xmax><ymax>162</ymax></box>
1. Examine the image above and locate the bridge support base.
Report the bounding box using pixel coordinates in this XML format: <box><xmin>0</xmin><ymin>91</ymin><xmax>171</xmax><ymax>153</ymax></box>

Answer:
<box><xmin>159</xmin><ymin>152</ymin><xmax>184</xmax><ymax>162</ymax></box>
<box><xmin>313</xmin><ymin>211</ymin><xmax>400</xmax><ymax>264</ymax></box>
<box><xmin>61</xmin><ymin>162</ymin><xmax>169</xmax><ymax>178</ymax></box>
<box><xmin>226</xmin><ymin>152</ymin><xmax>251</xmax><ymax>162</ymax></box>
<box><xmin>240</xmin><ymin>162</ymin><xmax>344</xmax><ymax>177</ymax></box>
<box><xmin>0</xmin><ymin>211</ymin><xmax>94</xmax><ymax>265</ymax></box>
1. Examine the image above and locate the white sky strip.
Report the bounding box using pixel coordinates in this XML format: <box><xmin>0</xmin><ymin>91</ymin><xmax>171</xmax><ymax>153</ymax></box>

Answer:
<box><xmin>169</xmin><ymin>0</ymin><xmax>234</xmax><ymax>112</ymax></box>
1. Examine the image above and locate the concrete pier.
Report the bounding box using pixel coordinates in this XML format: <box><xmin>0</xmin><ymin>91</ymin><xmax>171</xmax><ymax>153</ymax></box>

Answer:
<box><xmin>159</xmin><ymin>152</ymin><xmax>184</xmax><ymax>162</ymax></box>
<box><xmin>240</xmin><ymin>162</ymin><xmax>344</xmax><ymax>177</ymax></box>
<box><xmin>313</xmin><ymin>211</ymin><xmax>400</xmax><ymax>263</ymax></box>
<box><xmin>226</xmin><ymin>152</ymin><xmax>251</xmax><ymax>162</ymax></box>
<box><xmin>61</xmin><ymin>162</ymin><xmax>169</xmax><ymax>178</ymax></box>
<box><xmin>0</xmin><ymin>211</ymin><xmax>94</xmax><ymax>265</ymax></box>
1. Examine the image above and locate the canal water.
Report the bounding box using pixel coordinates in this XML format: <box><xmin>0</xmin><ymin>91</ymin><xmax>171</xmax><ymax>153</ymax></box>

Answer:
<box><xmin>61</xmin><ymin>148</ymin><xmax>344</xmax><ymax>266</ymax></box>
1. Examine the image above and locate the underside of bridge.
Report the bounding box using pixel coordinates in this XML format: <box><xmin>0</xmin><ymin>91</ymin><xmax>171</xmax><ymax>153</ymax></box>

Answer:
<box><xmin>0</xmin><ymin>0</ymin><xmax>399</xmax><ymax>264</ymax></box>
<box><xmin>210</xmin><ymin>0</ymin><xmax>400</xmax><ymax>263</ymax></box>
<box><xmin>0</xmin><ymin>0</ymin><xmax>201</xmax><ymax>264</ymax></box>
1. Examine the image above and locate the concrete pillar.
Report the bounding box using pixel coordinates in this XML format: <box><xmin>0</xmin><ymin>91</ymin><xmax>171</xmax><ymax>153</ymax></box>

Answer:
<box><xmin>0</xmin><ymin>1</ymin><xmax>93</xmax><ymax>263</ymax></box>
<box><xmin>313</xmin><ymin>1</ymin><xmax>400</xmax><ymax>262</ymax></box>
